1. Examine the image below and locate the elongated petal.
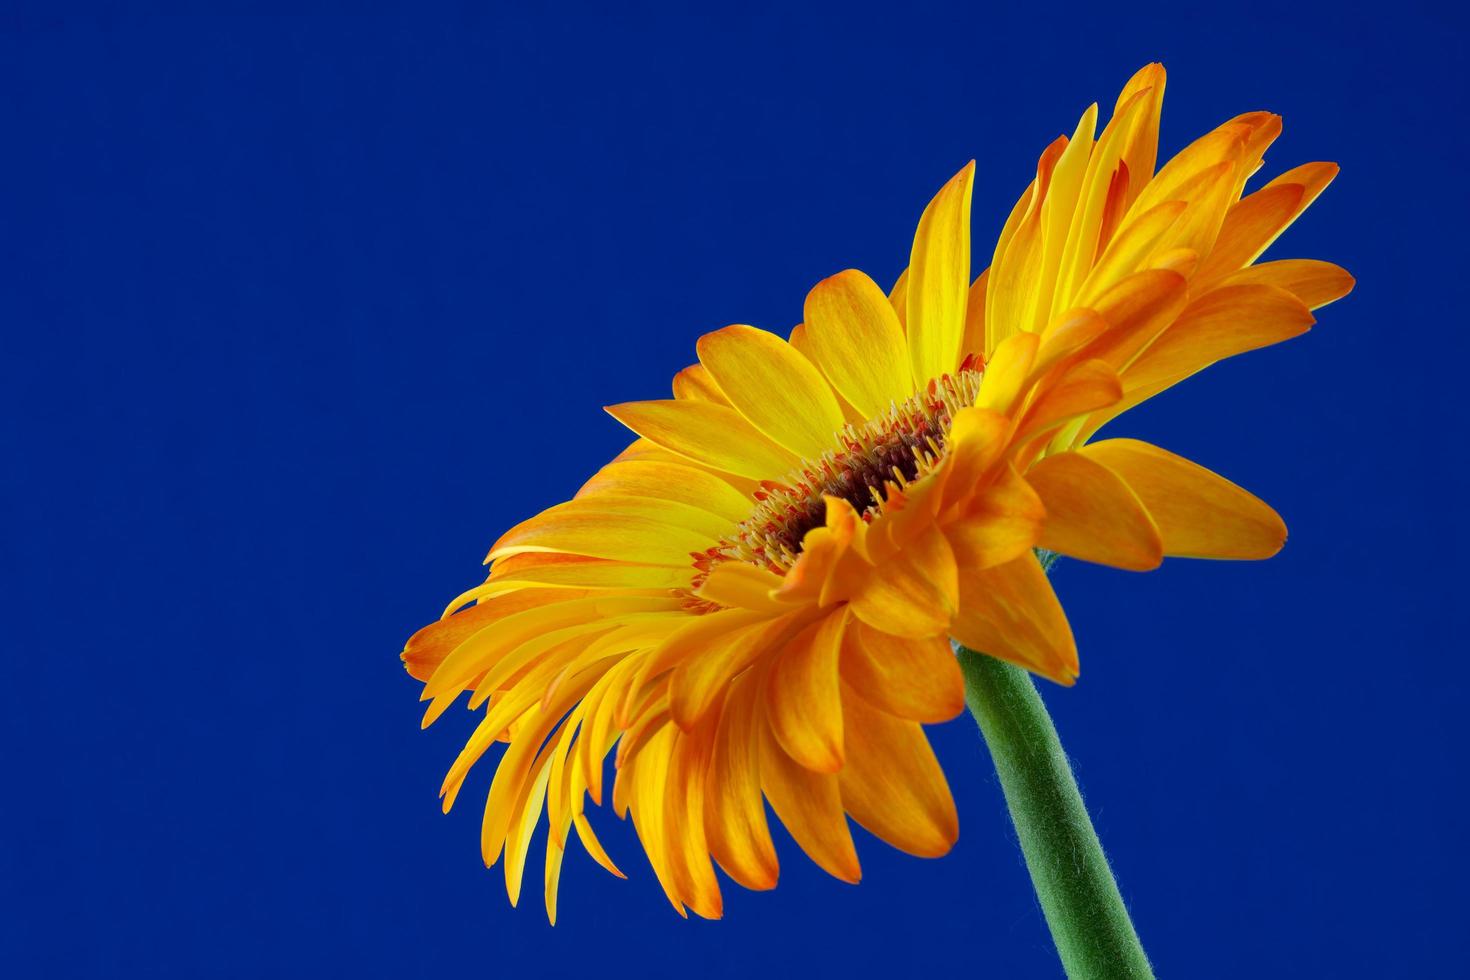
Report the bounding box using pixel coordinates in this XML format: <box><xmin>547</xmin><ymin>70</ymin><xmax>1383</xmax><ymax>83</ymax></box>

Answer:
<box><xmin>841</xmin><ymin>622</ymin><xmax>964</xmax><ymax>723</ymax></box>
<box><xmin>1080</xmin><ymin>439</ymin><xmax>1286</xmax><ymax>559</ymax></box>
<box><xmin>804</xmin><ymin>269</ymin><xmax>916</xmax><ymax>415</ymax></box>
<box><xmin>949</xmin><ymin>551</ymin><xmax>1078</xmax><ymax>685</ymax></box>
<box><xmin>1122</xmin><ymin>284</ymin><xmax>1314</xmax><ymax>394</ymax></box>
<box><xmin>907</xmin><ymin>162</ymin><xmax>975</xmax><ymax>383</ymax></box>
<box><xmin>758</xmin><ymin>713</ymin><xmax>861</xmax><ymax>883</ymax></box>
<box><xmin>577</xmin><ymin>459</ymin><xmax>753</xmax><ymax>524</ymax></box>
<box><xmin>1218</xmin><ymin>259</ymin><xmax>1355</xmax><ymax>311</ymax></box>
<box><xmin>606</xmin><ymin>399</ymin><xmax>799</xmax><ymax>480</ymax></box>
<box><xmin>487</xmin><ymin>500</ymin><xmax>719</xmax><ymax>565</ymax></box>
<box><xmin>704</xmin><ymin>672</ymin><xmax>779</xmax><ymax>890</ymax></box>
<box><xmin>669</xmin><ymin>610</ymin><xmax>811</xmax><ymax>728</ymax></box>
<box><xmin>767</xmin><ymin>610</ymin><xmax>848</xmax><ymax>773</ymax></box>
<box><xmin>838</xmin><ymin>687</ymin><xmax>959</xmax><ymax>858</ymax></box>
<box><xmin>1027</xmin><ymin>450</ymin><xmax>1163</xmax><ymax>570</ymax></box>
<box><xmin>697</xmin><ymin>324</ymin><xmax>846</xmax><ymax>459</ymax></box>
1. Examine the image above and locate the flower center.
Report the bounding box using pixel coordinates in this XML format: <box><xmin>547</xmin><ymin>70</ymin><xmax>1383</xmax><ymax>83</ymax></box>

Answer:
<box><xmin>693</xmin><ymin>363</ymin><xmax>984</xmax><ymax>583</ymax></box>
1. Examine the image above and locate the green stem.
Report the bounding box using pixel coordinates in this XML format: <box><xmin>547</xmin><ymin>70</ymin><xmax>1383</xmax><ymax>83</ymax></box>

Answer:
<box><xmin>956</xmin><ymin>645</ymin><xmax>1154</xmax><ymax>980</ymax></box>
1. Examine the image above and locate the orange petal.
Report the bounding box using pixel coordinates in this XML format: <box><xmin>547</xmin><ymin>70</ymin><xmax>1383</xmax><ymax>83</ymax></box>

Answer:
<box><xmin>704</xmin><ymin>672</ymin><xmax>779</xmax><ymax>890</ymax></box>
<box><xmin>838</xmin><ymin>687</ymin><xmax>959</xmax><ymax>858</ymax></box>
<box><xmin>841</xmin><ymin>621</ymin><xmax>964</xmax><ymax>723</ymax></box>
<box><xmin>766</xmin><ymin>610</ymin><xmax>848</xmax><ymax>773</ymax></box>
<box><xmin>949</xmin><ymin>551</ymin><xmax>1078</xmax><ymax>685</ymax></box>
<box><xmin>1080</xmin><ymin>439</ymin><xmax>1286</xmax><ymax>559</ymax></box>
<box><xmin>1121</xmin><ymin>283</ymin><xmax>1314</xmax><ymax>395</ymax></box>
<box><xmin>803</xmin><ymin>269</ymin><xmax>916</xmax><ymax>416</ymax></box>
<box><xmin>696</xmin><ymin>324</ymin><xmax>846</xmax><ymax>459</ymax></box>
<box><xmin>848</xmin><ymin>524</ymin><xmax>957</xmax><ymax>638</ymax></box>
<box><xmin>907</xmin><ymin>161</ymin><xmax>975</xmax><ymax>383</ymax></box>
<box><xmin>945</xmin><ymin>462</ymin><xmax>1046</xmax><ymax>569</ymax></box>
<box><xmin>668</xmin><ymin>609</ymin><xmax>811</xmax><ymax>729</ymax></box>
<box><xmin>606</xmin><ymin>399</ymin><xmax>799</xmax><ymax>481</ymax></box>
<box><xmin>1218</xmin><ymin>259</ymin><xmax>1355</xmax><ymax>311</ymax></box>
<box><xmin>758</xmin><ymin>711</ymin><xmax>861</xmax><ymax>883</ymax></box>
<box><xmin>402</xmin><ymin>588</ymin><xmax>577</xmax><ymax>683</ymax></box>
<box><xmin>1026</xmin><ymin>450</ymin><xmax>1163</xmax><ymax>570</ymax></box>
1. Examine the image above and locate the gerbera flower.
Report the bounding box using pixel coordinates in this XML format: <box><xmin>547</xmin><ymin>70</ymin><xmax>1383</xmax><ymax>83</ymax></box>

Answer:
<box><xmin>402</xmin><ymin>63</ymin><xmax>1351</xmax><ymax>923</ymax></box>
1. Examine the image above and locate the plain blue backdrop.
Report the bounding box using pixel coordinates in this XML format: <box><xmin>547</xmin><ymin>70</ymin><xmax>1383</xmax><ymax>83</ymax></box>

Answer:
<box><xmin>2</xmin><ymin>3</ymin><xmax>1464</xmax><ymax>977</ymax></box>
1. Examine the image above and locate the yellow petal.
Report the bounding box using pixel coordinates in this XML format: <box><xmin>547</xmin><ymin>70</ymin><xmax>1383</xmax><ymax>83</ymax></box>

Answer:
<box><xmin>1026</xmin><ymin>450</ymin><xmax>1163</xmax><ymax>570</ymax></box>
<box><xmin>1199</xmin><ymin>162</ymin><xmax>1338</xmax><ymax>281</ymax></box>
<box><xmin>671</xmin><ymin>362</ymin><xmax>730</xmax><ymax>404</ymax></box>
<box><xmin>767</xmin><ymin>610</ymin><xmax>848</xmax><ymax>773</ymax></box>
<box><xmin>606</xmin><ymin>398</ymin><xmax>799</xmax><ymax>480</ymax></box>
<box><xmin>1121</xmin><ymin>283</ymin><xmax>1314</xmax><ymax>395</ymax></box>
<box><xmin>696</xmin><ymin>561</ymin><xmax>797</xmax><ymax>615</ymax></box>
<box><xmin>704</xmin><ymin>672</ymin><xmax>779</xmax><ymax>890</ymax></box>
<box><xmin>975</xmin><ymin>331</ymin><xmax>1040</xmax><ymax>414</ymax></box>
<box><xmin>489</xmin><ymin>555</ymin><xmax>693</xmax><ymax>592</ymax></box>
<box><xmin>1114</xmin><ymin>64</ymin><xmax>1166</xmax><ymax>206</ymax></box>
<box><xmin>949</xmin><ymin>551</ymin><xmax>1078</xmax><ymax>685</ymax></box>
<box><xmin>841</xmin><ymin>622</ymin><xmax>964</xmax><ymax>723</ymax></box>
<box><xmin>838</xmin><ymin>687</ymin><xmax>959</xmax><ymax>858</ymax></box>
<box><xmin>576</xmin><ymin>459</ymin><xmax>753</xmax><ymax>524</ymax></box>
<box><xmin>961</xmin><ymin>270</ymin><xmax>989</xmax><ymax>360</ymax></box>
<box><xmin>696</xmin><ymin>324</ymin><xmax>845</xmax><ymax>459</ymax></box>
<box><xmin>1080</xmin><ymin>439</ymin><xmax>1286</xmax><ymax>559</ymax></box>
<box><xmin>486</xmin><ymin>497</ymin><xmax>722</xmax><ymax>564</ymax></box>
<box><xmin>907</xmin><ymin>161</ymin><xmax>975</xmax><ymax>383</ymax></box>
<box><xmin>1218</xmin><ymin>259</ymin><xmax>1355</xmax><ymax>311</ymax></box>
<box><xmin>803</xmin><ymin>269</ymin><xmax>916</xmax><ymax>416</ymax></box>
<box><xmin>758</xmin><ymin>711</ymin><xmax>861</xmax><ymax>883</ymax></box>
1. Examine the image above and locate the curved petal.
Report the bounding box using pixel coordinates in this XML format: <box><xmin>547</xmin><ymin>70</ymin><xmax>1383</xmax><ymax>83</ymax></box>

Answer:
<box><xmin>804</xmin><ymin>269</ymin><xmax>916</xmax><ymax>416</ymax></box>
<box><xmin>767</xmin><ymin>610</ymin><xmax>848</xmax><ymax>773</ymax></box>
<box><xmin>949</xmin><ymin>551</ymin><xmax>1078</xmax><ymax>685</ymax></box>
<box><xmin>841</xmin><ymin>622</ymin><xmax>964</xmax><ymax>723</ymax></box>
<box><xmin>696</xmin><ymin>324</ymin><xmax>845</xmax><ymax>459</ymax></box>
<box><xmin>1121</xmin><ymin>283</ymin><xmax>1314</xmax><ymax>394</ymax></box>
<box><xmin>577</xmin><ymin>459</ymin><xmax>754</xmax><ymax>524</ymax></box>
<box><xmin>1027</xmin><ymin>450</ymin><xmax>1163</xmax><ymax>570</ymax></box>
<box><xmin>704</xmin><ymin>672</ymin><xmax>779</xmax><ymax>890</ymax></box>
<box><xmin>606</xmin><ymin>399</ymin><xmax>799</xmax><ymax>480</ymax></box>
<box><xmin>758</xmin><ymin>711</ymin><xmax>861</xmax><ymax>883</ymax></box>
<box><xmin>838</xmin><ymin>687</ymin><xmax>959</xmax><ymax>858</ymax></box>
<box><xmin>1218</xmin><ymin>259</ymin><xmax>1355</xmax><ymax>311</ymax></box>
<box><xmin>848</xmin><ymin>525</ymin><xmax>957</xmax><ymax>638</ymax></box>
<box><xmin>907</xmin><ymin>161</ymin><xmax>975</xmax><ymax>383</ymax></box>
<box><xmin>1079</xmin><ymin>439</ymin><xmax>1286</xmax><ymax>559</ymax></box>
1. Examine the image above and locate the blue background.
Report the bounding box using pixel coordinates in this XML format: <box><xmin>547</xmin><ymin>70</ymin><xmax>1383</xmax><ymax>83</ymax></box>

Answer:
<box><xmin>3</xmin><ymin>4</ymin><xmax>1463</xmax><ymax>977</ymax></box>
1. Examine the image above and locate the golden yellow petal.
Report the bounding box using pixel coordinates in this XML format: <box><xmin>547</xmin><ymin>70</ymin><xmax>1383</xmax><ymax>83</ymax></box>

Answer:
<box><xmin>606</xmin><ymin>398</ymin><xmax>799</xmax><ymax>480</ymax></box>
<box><xmin>696</xmin><ymin>324</ymin><xmax>846</xmax><ymax>459</ymax></box>
<box><xmin>841</xmin><ymin>622</ymin><xmax>964</xmax><ymax>723</ymax></box>
<box><xmin>766</xmin><ymin>610</ymin><xmax>848</xmax><ymax>773</ymax></box>
<box><xmin>803</xmin><ymin>269</ymin><xmax>916</xmax><ymax>416</ymax></box>
<box><xmin>838</xmin><ymin>687</ymin><xmax>959</xmax><ymax>858</ymax></box>
<box><xmin>1080</xmin><ymin>439</ymin><xmax>1287</xmax><ymax>559</ymax></box>
<box><xmin>1027</xmin><ymin>450</ymin><xmax>1163</xmax><ymax>570</ymax></box>
<box><xmin>907</xmin><ymin>161</ymin><xmax>975</xmax><ymax>381</ymax></box>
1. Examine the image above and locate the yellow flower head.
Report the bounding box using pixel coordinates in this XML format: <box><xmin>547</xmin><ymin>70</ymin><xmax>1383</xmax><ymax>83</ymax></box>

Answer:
<box><xmin>402</xmin><ymin>64</ymin><xmax>1352</xmax><ymax>923</ymax></box>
